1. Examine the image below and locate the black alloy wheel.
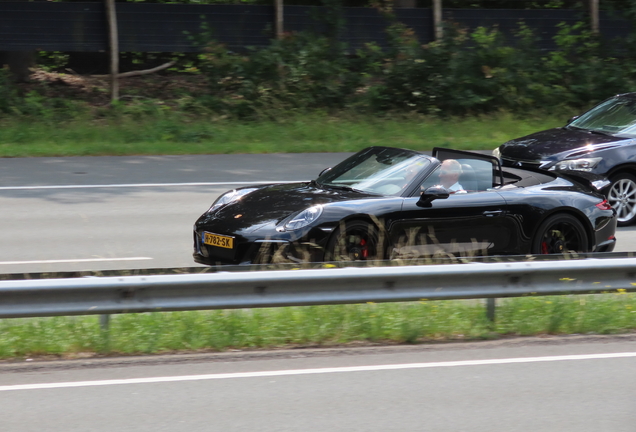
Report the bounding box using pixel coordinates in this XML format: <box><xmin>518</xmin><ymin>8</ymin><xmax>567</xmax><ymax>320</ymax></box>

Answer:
<box><xmin>531</xmin><ymin>214</ymin><xmax>589</xmax><ymax>255</ymax></box>
<box><xmin>325</xmin><ymin>220</ymin><xmax>383</xmax><ymax>261</ymax></box>
<box><xmin>607</xmin><ymin>173</ymin><xmax>636</xmax><ymax>226</ymax></box>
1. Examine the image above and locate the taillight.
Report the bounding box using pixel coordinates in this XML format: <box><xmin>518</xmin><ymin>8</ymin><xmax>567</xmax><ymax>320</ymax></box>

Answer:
<box><xmin>596</xmin><ymin>199</ymin><xmax>612</xmax><ymax>210</ymax></box>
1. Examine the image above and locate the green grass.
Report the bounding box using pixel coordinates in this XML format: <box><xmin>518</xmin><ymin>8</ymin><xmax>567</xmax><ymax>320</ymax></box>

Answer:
<box><xmin>1</xmin><ymin>294</ymin><xmax>635</xmax><ymax>359</ymax></box>
<box><xmin>0</xmin><ymin>112</ymin><xmax>565</xmax><ymax>157</ymax></box>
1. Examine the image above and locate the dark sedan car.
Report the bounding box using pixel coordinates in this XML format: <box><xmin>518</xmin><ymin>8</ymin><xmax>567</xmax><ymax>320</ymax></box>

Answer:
<box><xmin>193</xmin><ymin>147</ymin><xmax>616</xmax><ymax>265</ymax></box>
<box><xmin>494</xmin><ymin>92</ymin><xmax>636</xmax><ymax>225</ymax></box>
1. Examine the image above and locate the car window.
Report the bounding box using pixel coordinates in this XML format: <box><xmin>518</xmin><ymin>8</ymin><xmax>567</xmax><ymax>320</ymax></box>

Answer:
<box><xmin>317</xmin><ymin>147</ymin><xmax>432</xmax><ymax>195</ymax></box>
<box><xmin>416</xmin><ymin>159</ymin><xmax>494</xmax><ymax>195</ymax></box>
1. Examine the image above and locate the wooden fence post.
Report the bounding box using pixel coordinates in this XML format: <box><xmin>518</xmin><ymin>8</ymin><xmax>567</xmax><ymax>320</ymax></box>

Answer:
<box><xmin>433</xmin><ymin>0</ymin><xmax>443</xmax><ymax>40</ymax></box>
<box><xmin>105</xmin><ymin>0</ymin><xmax>119</xmax><ymax>103</ymax></box>
<box><xmin>275</xmin><ymin>0</ymin><xmax>284</xmax><ymax>40</ymax></box>
<box><xmin>590</xmin><ymin>0</ymin><xmax>599</xmax><ymax>34</ymax></box>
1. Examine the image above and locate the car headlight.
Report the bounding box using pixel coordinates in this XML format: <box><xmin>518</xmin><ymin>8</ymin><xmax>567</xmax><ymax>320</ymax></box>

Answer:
<box><xmin>548</xmin><ymin>157</ymin><xmax>602</xmax><ymax>172</ymax></box>
<box><xmin>492</xmin><ymin>147</ymin><xmax>501</xmax><ymax>160</ymax></box>
<box><xmin>284</xmin><ymin>205</ymin><xmax>323</xmax><ymax>231</ymax></box>
<box><xmin>206</xmin><ymin>188</ymin><xmax>257</xmax><ymax>214</ymax></box>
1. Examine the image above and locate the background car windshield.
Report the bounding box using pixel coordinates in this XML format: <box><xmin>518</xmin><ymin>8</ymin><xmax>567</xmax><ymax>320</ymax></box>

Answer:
<box><xmin>570</xmin><ymin>96</ymin><xmax>636</xmax><ymax>137</ymax></box>
<box><xmin>317</xmin><ymin>147</ymin><xmax>430</xmax><ymax>195</ymax></box>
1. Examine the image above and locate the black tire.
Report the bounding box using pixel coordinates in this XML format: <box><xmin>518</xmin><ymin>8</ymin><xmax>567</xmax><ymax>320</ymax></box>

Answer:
<box><xmin>531</xmin><ymin>214</ymin><xmax>589</xmax><ymax>255</ymax></box>
<box><xmin>607</xmin><ymin>173</ymin><xmax>636</xmax><ymax>226</ymax></box>
<box><xmin>325</xmin><ymin>220</ymin><xmax>384</xmax><ymax>262</ymax></box>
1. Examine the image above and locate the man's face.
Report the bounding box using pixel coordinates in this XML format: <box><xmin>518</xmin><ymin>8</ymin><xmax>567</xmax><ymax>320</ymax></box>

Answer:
<box><xmin>438</xmin><ymin>163</ymin><xmax>459</xmax><ymax>188</ymax></box>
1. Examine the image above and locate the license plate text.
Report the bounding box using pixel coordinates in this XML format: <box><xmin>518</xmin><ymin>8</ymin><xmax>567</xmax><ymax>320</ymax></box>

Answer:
<box><xmin>203</xmin><ymin>232</ymin><xmax>234</xmax><ymax>249</ymax></box>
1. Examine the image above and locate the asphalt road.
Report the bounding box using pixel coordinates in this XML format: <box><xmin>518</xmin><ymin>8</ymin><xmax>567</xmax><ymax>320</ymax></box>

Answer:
<box><xmin>1</xmin><ymin>336</ymin><xmax>635</xmax><ymax>432</ymax></box>
<box><xmin>0</xmin><ymin>154</ymin><xmax>350</xmax><ymax>273</ymax></box>
<box><xmin>1</xmin><ymin>153</ymin><xmax>636</xmax><ymax>273</ymax></box>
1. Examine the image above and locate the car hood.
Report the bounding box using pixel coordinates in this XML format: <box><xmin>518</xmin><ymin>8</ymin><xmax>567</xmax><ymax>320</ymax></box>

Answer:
<box><xmin>199</xmin><ymin>182</ymin><xmax>380</xmax><ymax>233</ymax></box>
<box><xmin>499</xmin><ymin>127</ymin><xmax>626</xmax><ymax>161</ymax></box>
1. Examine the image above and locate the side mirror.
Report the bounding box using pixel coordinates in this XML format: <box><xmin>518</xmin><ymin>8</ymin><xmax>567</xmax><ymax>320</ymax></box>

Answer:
<box><xmin>417</xmin><ymin>186</ymin><xmax>450</xmax><ymax>207</ymax></box>
<box><xmin>319</xmin><ymin>167</ymin><xmax>332</xmax><ymax>177</ymax></box>
<box><xmin>567</xmin><ymin>116</ymin><xmax>579</xmax><ymax>124</ymax></box>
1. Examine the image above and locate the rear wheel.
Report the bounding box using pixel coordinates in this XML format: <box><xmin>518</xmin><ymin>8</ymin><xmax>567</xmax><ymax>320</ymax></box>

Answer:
<box><xmin>531</xmin><ymin>214</ymin><xmax>589</xmax><ymax>255</ymax></box>
<box><xmin>325</xmin><ymin>221</ymin><xmax>383</xmax><ymax>261</ymax></box>
<box><xmin>607</xmin><ymin>173</ymin><xmax>636</xmax><ymax>226</ymax></box>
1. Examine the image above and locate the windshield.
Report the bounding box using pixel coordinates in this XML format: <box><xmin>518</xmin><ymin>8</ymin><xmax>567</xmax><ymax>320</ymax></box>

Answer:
<box><xmin>317</xmin><ymin>147</ymin><xmax>432</xmax><ymax>196</ymax></box>
<box><xmin>569</xmin><ymin>95</ymin><xmax>636</xmax><ymax>137</ymax></box>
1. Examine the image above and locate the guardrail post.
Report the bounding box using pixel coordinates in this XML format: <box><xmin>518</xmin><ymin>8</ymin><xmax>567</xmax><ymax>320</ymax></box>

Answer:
<box><xmin>99</xmin><ymin>314</ymin><xmax>111</xmax><ymax>331</ymax></box>
<box><xmin>99</xmin><ymin>314</ymin><xmax>111</xmax><ymax>352</ymax></box>
<box><xmin>486</xmin><ymin>298</ymin><xmax>496</xmax><ymax>322</ymax></box>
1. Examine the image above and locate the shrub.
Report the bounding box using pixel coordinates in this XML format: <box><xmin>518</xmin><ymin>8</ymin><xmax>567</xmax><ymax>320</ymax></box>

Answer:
<box><xmin>362</xmin><ymin>19</ymin><xmax>636</xmax><ymax>115</ymax></box>
<box><xmin>0</xmin><ymin>68</ymin><xmax>17</xmax><ymax>115</ymax></box>
<box><xmin>13</xmin><ymin>12</ymin><xmax>636</xmax><ymax>120</ymax></box>
<box><xmin>198</xmin><ymin>31</ymin><xmax>375</xmax><ymax>118</ymax></box>
<box><xmin>195</xmin><ymin>13</ymin><xmax>636</xmax><ymax>118</ymax></box>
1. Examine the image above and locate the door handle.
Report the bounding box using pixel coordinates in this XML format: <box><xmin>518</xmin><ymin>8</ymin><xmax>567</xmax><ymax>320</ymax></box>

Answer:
<box><xmin>483</xmin><ymin>210</ymin><xmax>503</xmax><ymax>217</ymax></box>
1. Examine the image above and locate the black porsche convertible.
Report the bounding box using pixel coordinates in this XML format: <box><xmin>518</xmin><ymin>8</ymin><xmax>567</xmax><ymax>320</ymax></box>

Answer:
<box><xmin>193</xmin><ymin>147</ymin><xmax>617</xmax><ymax>265</ymax></box>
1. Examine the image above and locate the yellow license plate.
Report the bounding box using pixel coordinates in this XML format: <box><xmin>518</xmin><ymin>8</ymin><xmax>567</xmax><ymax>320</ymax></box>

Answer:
<box><xmin>203</xmin><ymin>232</ymin><xmax>234</xmax><ymax>249</ymax></box>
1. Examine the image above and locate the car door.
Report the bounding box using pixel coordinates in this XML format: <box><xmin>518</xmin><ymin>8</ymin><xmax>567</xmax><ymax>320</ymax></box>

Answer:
<box><xmin>397</xmin><ymin>188</ymin><xmax>509</xmax><ymax>258</ymax></box>
<box><xmin>395</xmin><ymin>149</ymin><xmax>513</xmax><ymax>258</ymax></box>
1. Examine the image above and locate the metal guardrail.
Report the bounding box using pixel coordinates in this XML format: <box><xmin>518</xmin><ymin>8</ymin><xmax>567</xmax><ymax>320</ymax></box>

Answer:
<box><xmin>1</xmin><ymin>258</ymin><xmax>636</xmax><ymax>320</ymax></box>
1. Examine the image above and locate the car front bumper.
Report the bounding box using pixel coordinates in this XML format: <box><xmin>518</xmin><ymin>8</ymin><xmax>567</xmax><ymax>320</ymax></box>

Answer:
<box><xmin>193</xmin><ymin>225</ymin><xmax>332</xmax><ymax>265</ymax></box>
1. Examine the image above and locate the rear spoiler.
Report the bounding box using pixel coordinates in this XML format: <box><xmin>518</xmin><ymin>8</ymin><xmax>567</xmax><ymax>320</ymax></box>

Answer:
<box><xmin>557</xmin><ymin>170</ymin><xmax>611</xmax><ymax>192</ymax></box>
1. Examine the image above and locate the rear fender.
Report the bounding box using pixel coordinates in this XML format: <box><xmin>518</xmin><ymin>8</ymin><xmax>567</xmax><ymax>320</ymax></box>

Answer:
<box><xmin>556</xmin><ymin>170</ymin><xmax>610</xmax><ymax>193</ymax></box>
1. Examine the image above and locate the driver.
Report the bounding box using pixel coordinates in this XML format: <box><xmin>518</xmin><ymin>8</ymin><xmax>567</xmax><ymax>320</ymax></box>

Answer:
<box><xmin>437</xmin><ymin>159</ymin><xmax>466</xmax><ymax>194</ymax></box>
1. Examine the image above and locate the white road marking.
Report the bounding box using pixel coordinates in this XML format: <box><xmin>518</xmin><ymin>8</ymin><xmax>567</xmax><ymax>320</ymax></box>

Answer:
<box><xmin>0</xmin><ymin>257</ymin><xmax>152</xmax><ymax>265</ymax></box>
<box><xmin>2</xmin><ymin>351</ymin><xmax>635</xmax><ymax>392</ymax></box>
<box><xmin>0</xmin><ymin>181</ymin><xmax>306</xmax><ymax>191</ymax></box>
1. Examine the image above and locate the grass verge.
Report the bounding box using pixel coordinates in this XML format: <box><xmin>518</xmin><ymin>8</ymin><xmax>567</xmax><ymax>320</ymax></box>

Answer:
<box><xmin>1</xmin><ymin>293</ymin><xmax>635</xmax><ymax>360</ymax></box>
<box><xmin>0</xmin><ymin>112</ymin><xmax>565</xmax><ymax>157</ymax></box>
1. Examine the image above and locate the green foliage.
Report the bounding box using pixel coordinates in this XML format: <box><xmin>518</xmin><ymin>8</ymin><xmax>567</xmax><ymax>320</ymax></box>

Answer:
<box><xmin>198</xmin><ymin>33</ymin><xmax>369</xmax><ymax>118</ymax></box>
<box><xmin>189</xmin><ymin>16</ymin><xmax>636</xmax><ymax>118</ymax></box>
<box><xmin>368</xmin><ymin>20</ymin><xmax>636</xmax><ymax>115</ymax></box>
<box><xmin>0</xmin><ymin>69</ymin><xmax>17</xmax><ymax>114</ymax></box>
<box><xmin>14</xmin><ymin>12</ymin><xmax>636</xmax><ymax>121</ymax></box>
<box><xmin>36</xmin><ymin>51</ymin><xmax>70</xmax><ymax>72</ymax></box>
<box><xmin>0</xmin><ymin>70</ymin><xmax>86</xmax><ymax>120</ymax></box>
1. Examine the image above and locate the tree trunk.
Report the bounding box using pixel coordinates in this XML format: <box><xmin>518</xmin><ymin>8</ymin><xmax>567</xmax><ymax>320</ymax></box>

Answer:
<box><xmin>3</xmin><ymin>51</ymin><xmax>34</xmax><ymax>83</ymax></box>
<box><xmin>105</xmin><ymin>0</ymin><xmax>119</xmax><ymax>103</ymax></box>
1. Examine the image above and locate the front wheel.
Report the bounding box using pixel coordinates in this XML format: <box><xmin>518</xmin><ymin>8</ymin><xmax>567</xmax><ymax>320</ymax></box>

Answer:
<box><xmin>324</xmin><ymin>220</ymin><xmax>384</xmax><ymax>261</ymax></box>
<box><xmin>607</xmin><ymin>173</ymin><xmax>636</xmax><ymax>226</ymax></box>
<box><xmin>531</xmin><ymin>214</ymin><xmax>589</xmax><ymax>255</ymax></box>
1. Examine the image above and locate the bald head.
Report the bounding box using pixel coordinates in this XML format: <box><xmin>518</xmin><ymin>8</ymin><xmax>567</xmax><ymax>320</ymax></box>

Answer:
<box><xmin>439</xmin><ymin>159</ymin><xmax>462</xmax><ymax>188</ymax></box>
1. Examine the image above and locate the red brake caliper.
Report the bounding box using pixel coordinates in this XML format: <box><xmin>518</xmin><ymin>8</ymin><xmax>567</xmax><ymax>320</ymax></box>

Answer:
<box><xmin>541</xmin><ymin>241</ymin><xmax>549</xmax><ymax>254</ymax></box>
<box><xmin>360</xmin><ymin>239</ymin><xmax>368</xmax><ymax>258</ymax></box>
